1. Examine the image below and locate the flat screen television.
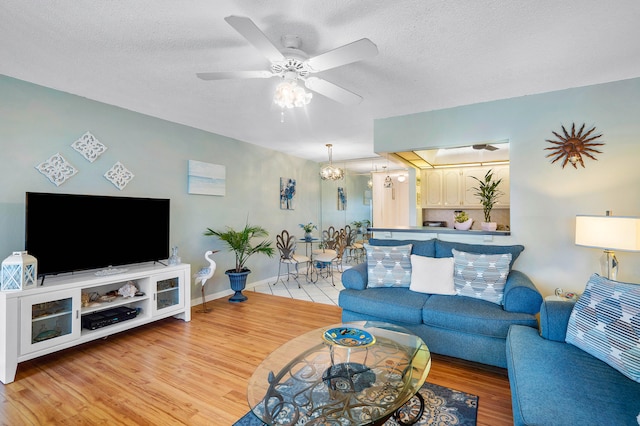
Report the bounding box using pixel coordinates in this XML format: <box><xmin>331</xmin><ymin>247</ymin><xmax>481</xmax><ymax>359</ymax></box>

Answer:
<box><xmin>25</xmin><ymin>192</ymin><xmax>170</xmax><ymax>277</ymax></box>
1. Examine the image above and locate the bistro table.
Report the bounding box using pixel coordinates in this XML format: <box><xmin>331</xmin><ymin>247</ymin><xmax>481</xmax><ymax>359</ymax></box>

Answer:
<box><xmin>247</xmin><ymin>321</ymin><xmax>431</xmax><ymax>425</ymax></box>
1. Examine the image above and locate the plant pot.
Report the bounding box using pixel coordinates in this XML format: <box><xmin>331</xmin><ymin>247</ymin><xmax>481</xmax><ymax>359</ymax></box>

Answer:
<box><xmin>225</xmin><ymin>269</ymin><xmax>251</xmax><ymax>303</ymax></box>
<box><xmin>481</xmin><ymin>222</ymin><xmax>497</xmax><ymax>231</ymax></box>
<box><xmin>454</xmin><ymin>219</ymin><xmax>473</xmax><ymax>231</ymax></box>
<box><xmin>304</xmin><ymin>232</ymin><xmax>313</xmax><ymax>242</ymax></box>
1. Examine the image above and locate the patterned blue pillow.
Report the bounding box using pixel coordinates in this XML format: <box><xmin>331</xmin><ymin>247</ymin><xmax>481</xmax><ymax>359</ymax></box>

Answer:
<box><xmin>452</xmin><ymin>249</ymin><xmax>511</xmax><ymax>304</ymax></box>
<box><xmin>365</xmin><ymin>243</ymin><xmax>412</xmax><ymax>288</ymax></box>
<box><xmin>566</xmin><ymin>274</ymin><xmax>640</xmax><ymax>383</ymax></box>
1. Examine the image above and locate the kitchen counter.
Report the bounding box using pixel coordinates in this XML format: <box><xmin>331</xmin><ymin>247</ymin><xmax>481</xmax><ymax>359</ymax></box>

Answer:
<box><xmin>367</xmin><ymin>226</ymin><xmax>511</xmax><ymax>243</ymax></box>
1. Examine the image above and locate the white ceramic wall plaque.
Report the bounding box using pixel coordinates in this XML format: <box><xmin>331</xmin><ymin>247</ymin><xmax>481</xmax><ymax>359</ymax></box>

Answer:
<box><xmin>104</xmin><ymin>162</ymin><xmax>134</xmax><ymax>190</ymax></box>
<box><xmin>35</xmin><ymin>153</ymin><xmax>78</xmax><ymax>186</ymax></box>
<box><xmin>71</xmin><ymin>131</ymin><xmax>108</xmax><ymax>162</ymax></box>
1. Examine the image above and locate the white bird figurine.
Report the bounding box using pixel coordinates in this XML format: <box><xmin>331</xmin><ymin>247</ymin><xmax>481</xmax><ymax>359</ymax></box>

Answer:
<box><xmin>194</xmin><ymin>250</ymin><xmax>218</xmax><ymax>313</ymax></box>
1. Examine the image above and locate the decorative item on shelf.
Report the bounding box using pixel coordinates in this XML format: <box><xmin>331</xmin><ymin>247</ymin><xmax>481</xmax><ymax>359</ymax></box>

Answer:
<box><xmin>453</xmin><ymin>211</ymin><xmax>473</xmax><ymax>231</ymax></box>
<box><xmin>168</xmin><ymin>246</ymin><xmax>181</xmax><ymax>265</ymax></box>
<box><xmin>1</xmin><ymin>251</ymin><xmax>38</xmax><ymax>291</ymax></box>
<box><xmin>545</xmin><ymin>123</ymin><xmax>604</xmax><ymax>169</ymax></box>
<box><xmin>470</xmin><ymin>169</ymin><xmax>503</xmax><ymax>231</ymax></box>
<box><xmin>118</xmin><ymin>281</ymin><xmax>138</xmax><ymax>298</ymax></box>
<box><xmin>320</xmin><ymin>144</ymin><xmax>344</xmax><ymax>181</ymax></box>
<box><xmin>299</xmin><ymin>222</ymin><xmax>317</xmax><ymax>241</ymax></box>
<box><xmin>204</xmin><ymin>221</ymin><xmax>275</xmax><ymax>303</ymax></box>
<box><xmin>575</xmin><ymin>211</ymin><xmax>640</xmax><ymax>280</ymax></box>
<box><xmin>193</xmin><ymin>250</ymin><xmax>219</xmax><ymax>313</ymax></box>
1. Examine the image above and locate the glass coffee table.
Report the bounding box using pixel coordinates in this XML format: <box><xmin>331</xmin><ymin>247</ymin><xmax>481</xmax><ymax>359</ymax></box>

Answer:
<box><xmin>247</xmin><ymin>321</ymin><xmax>431</xmax><ymax>425</ymax></box>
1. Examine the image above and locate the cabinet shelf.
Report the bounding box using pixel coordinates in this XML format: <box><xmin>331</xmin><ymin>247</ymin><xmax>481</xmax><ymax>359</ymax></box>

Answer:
<box><xmin>81</xmin><ymin>295</ymin><xmax>150</xmax><ymax>315</ymax></box>
<box><xmin>32</xmin><ymin>309</ymin><xmax>73</xmax><ymax>323</ymax></box>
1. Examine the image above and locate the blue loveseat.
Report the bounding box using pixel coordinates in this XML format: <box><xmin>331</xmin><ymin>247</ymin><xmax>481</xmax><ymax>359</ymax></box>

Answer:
<box><xmin>507</xmin><ymin>299</ymin><xmax>640</xmax><ymax>425</ymax></box>
<box><xmin>339</xmin><ymin>238</ymin><xmax>542</xmax><ymax>368</ymax></box>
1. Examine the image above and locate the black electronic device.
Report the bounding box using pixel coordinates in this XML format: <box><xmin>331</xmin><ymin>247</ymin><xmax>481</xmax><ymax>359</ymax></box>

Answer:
<box><xmin>81</xmin><ymin>306</ymin><xmax>139</xmax><ymax>330</ymax></box>
<box><xmin>25</xmin><ymin>192</ymin><xmax>170</xmax><ymax>277</ymax></box>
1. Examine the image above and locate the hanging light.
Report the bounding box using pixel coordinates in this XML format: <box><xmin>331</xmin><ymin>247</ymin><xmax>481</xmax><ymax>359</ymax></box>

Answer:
<box><xmin>320</xmin><ymin>144</ymin><xmax>344</xmax><ymax>180</ymax></box>
<box><xmin>273</xmin><ymin>79</ymin><xmax>312</xmax><ymax>109</ymax></box>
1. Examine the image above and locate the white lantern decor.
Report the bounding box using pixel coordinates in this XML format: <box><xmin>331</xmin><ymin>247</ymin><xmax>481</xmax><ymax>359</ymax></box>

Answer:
<box><xmin>1</xmin><ymin>251</ymin><xmax>38</xmax><ymax>291</ymax></box>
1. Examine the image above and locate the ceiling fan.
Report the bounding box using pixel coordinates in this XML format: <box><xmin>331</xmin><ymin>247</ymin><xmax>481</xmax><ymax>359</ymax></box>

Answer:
<box><xmin>196</xmin><ymin>16</ymin><xmax>378</xmax><ymax>105</ymax></box>
<box><xmin>472</xmin><ymin>144</ymin><xmax>499</xmax><ymax>151</ymax></box>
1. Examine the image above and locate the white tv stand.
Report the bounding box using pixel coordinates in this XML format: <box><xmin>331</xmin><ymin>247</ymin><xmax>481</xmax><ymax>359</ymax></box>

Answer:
<box><xmin>0</xmin><ymin>262</ymin><xmax>191</xmax><ymax>384</ymax></box>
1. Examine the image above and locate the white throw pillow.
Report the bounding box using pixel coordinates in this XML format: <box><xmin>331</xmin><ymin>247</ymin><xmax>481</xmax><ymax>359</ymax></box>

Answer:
<box><xmin>409</xmin><ymin>255</ymin><xmax>455</xmax><ymax>295</ymax></box>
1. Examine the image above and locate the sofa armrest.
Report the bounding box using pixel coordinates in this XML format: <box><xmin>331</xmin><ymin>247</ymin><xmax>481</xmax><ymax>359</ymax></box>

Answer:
<box><xmin>539</xmin><ymin>299</ymin><xmax>576</xmax><ymax>342</ymax></box>
<box><xmin>502</xmin><ymin>270</ymin><xmax>543</xmax><ymax>315</ymax></box>
<box><xmin>341</xmin><ymin>262</ymin><xmax>368</xmax><ymax>290</ymax></box>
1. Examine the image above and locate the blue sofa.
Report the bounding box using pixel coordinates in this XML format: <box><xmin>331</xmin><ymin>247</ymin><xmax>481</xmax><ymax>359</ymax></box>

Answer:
<box><xmin>339</xmin><ymin>238</ymin><xmax>542</xmax><ymax>368</ymax></box>
<box><xmin>507</xmin><ymin>300</ymin><xmax>640</xmax><ymax>425</ymax></box>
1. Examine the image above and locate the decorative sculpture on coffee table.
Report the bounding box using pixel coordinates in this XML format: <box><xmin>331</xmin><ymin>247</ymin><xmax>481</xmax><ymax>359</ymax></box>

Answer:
<box><xmin>193</xmin><ymin>250</ymin><xmax>218</xmax><ymax>313</ymax></box>
<box><xmin>545</xmin><ymin>123</ymin><xmax>604</xmax><ymax>169</ymax></box>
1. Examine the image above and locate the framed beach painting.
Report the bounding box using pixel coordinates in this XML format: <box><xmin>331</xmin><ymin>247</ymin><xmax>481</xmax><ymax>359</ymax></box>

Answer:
<box><xmin>280</xmin><ymin>177</ymin><xmax>296</xmax><ymax>210</ymax></box>
<box><xmin>337</xmin><ymin>187</ymin><xmax>347</xmax><ymax>210</ymax></box>
<box><xmin>188</xmin><ymin>160</ymin><xmax>226</xmax><ymax>196</ymax></box>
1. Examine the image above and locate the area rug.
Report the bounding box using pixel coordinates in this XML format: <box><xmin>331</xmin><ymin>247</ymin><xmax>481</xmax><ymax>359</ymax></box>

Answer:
<box><xmin>233</xmin><ymin>381</ymin><xmax>478</xmax><ymax>425</ymax></box>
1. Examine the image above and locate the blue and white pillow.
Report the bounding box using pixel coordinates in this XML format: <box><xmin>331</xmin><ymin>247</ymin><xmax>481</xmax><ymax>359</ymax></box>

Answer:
<box><xmin>365</xmin><ymin>243</ymin><xmax>412</xmax><ymax>288</ymax></box>
<box><xmin>566</xmin><ymin>274</ymin><xmax>640</xmax><ymax>383</ymax></box>
<box><xmin>452</xmin><ymin>249</ymin><xmax>511</xmax><ymax>304</ymax></box>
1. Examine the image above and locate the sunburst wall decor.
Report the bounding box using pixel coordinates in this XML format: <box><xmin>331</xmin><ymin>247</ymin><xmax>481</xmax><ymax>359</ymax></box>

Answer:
<box><xmin>544</xmin><ymin>123</ymin><xmax>604</xmax><ymax>169</ymax></box>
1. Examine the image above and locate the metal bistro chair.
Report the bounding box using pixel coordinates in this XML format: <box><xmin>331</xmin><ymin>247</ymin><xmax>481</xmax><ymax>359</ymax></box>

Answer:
<box><xmin>273</xmin><ymin>230</ymin><xmax>311</xmax><ymax>288</ymax></box>
<box><xmin>344</xmin><ymin>225</ymin><xmax>363</xmax><ymax>264</ymax></box>
<box><xmin>313</xmin><ymin>228</ymin><xmax>347</xmax><ymax>285</ymax></box>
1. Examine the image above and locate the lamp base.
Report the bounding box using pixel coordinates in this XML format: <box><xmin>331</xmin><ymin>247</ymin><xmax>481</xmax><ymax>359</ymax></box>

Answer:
<box><xmin>600</xmin><ymin>250</ymin><xmax>619</xmax><ymax>280</ymax></box>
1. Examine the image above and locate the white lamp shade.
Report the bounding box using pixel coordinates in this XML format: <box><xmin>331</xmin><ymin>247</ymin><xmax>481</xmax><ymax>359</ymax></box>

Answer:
<box><xmin>575</xmin><ymin>215</ymin><xmax>640</xmax><ymax>251</ymax></box>
<box><xmin>1</xmin><ymin>251</ymin><xmax>38</xmax><ymax>291</ymax></box>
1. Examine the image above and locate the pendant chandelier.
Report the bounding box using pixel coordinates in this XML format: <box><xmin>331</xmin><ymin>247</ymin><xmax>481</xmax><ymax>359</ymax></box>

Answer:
<box><xmin>320</xmin><ymin>144</ymin><xmax>344</xmax><ymax>181</ymax></box>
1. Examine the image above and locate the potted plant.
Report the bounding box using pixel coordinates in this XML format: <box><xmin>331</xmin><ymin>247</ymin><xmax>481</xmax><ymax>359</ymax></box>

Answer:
<box><xmin>351</xmin><ymin>219</ymin><xmax>371</xmax><ymax>235</ymax></box>
<box><xmin>453</xmin><ymin>211</ymin><xmax>473</xmax><ymax>230</ymax></box>
<box><xmin>204</xmin><ymin>222</ymin><xmax>274</xmax><ymax>302</ymax></box>
<box><xmin>471</xmin><ymin>169</ymin><xmax>503</xmax><ymax>231</ymax></box>
<box><xmin>299</xmin><ymin>222</ymin><xmax>317</xmax><ymax>241</ymax></box>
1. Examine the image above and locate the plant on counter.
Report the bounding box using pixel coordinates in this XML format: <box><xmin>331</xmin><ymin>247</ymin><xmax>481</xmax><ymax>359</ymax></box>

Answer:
<box><xmin>471</xmin><ymin>169</ymin><xmax>503</xmax><ymax>223</ymax></box>
<box><xmin>454</xmin><ymin>211</ymin><xmax>470</xmax><ymax>223</ymax></box>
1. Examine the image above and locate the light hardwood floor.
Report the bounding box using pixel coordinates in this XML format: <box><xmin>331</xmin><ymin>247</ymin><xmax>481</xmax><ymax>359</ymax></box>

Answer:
<box><xmin>0</xmin><ymin>293</ymin><xmax>513</xmax><ymax>425</ymax></box>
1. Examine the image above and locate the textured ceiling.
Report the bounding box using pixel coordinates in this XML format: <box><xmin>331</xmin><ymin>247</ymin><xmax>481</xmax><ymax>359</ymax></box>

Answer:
<box><xmin>2</xmin><ymin>0</ymin><xmax>640</xmax><ymax>166</ymax></box>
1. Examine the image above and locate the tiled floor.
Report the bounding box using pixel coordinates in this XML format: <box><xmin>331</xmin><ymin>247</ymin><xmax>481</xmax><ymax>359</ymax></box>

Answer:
<box><xmin>250</xmin><ymin>265</ymin><xmax>347</xmax><ymax>306</ymax></box>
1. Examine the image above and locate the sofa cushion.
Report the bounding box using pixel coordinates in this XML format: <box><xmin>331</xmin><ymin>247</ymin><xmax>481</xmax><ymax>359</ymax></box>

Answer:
<box><xmin>423</xmin><ymin>295</ymin><xmax>537</xmax><ymax>339</ymax></box>
<box><xmin>566</xmin><ymin>273</ymin><xmax>640</xmax><ymax>383</ymax></box>
<box><xmin>409</xmin><ymin>255</ymin><xmax>455</xmax><ymax>295</ymax></box>
<box><xmin>365</xmin><ymin>243</ymin><xmax>412</xmax><ymax>287</ymax></box>
<box><xmin>339</xmin><ymin>287</ymin><xmax>430</xmax><ymax>324</ymax></box>
<box><xmin>435</xmin><ymin>240</ymin><xmax>523</xmax><ymax>269</ymax></box>
<box><xmin>367</xmin><ymin>238</ymin><xmax>436</xmax><ymax>257</ymax></box>
<box><xmin>452</xmin><ymin>249</ymin><xmax>511</xmax><ymax>304</ymax></box>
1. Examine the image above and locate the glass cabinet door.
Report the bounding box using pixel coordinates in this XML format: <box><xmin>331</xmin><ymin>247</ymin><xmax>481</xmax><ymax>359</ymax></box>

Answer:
<box><xmin>153</xmin><ymin>272</ymin><xmax>183</xmax><ymax>315</ymax></box>
<box><xmin>20</xmin><ymin>289</ymin><xmax>81</xmax><ymax>355</ymax></box>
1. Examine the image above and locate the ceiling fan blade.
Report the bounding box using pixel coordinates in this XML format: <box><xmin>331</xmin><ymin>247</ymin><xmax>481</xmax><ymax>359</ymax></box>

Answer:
<box><xmin>196</xmin><ymin>70</ymin><xmax>274</xmax><ymax>80</ymax></box>
<box><xmin>485</xmin><ymin>145</ymin><xmax>499</xmax><ymax>151</ymax></box>
<box><xmin>304</xmin><ymin>77</ymin><xmax>363</xmax><ymax>105</ymax></box>
<box><xmin>306</xmin><ymin>38</ymin><xmax>378</xmax><ymax>72</ymax></box>
<box><xmin>224</xmin><ymin>15</ymin><xmax>285</xmax><ymax>63</ymax></box>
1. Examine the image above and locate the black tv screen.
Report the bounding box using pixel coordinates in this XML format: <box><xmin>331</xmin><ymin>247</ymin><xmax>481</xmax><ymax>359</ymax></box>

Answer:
<box><xmin>25</xmin><ymin>192</ymin><xmax>170</xmax><ymax>277</ymax></box>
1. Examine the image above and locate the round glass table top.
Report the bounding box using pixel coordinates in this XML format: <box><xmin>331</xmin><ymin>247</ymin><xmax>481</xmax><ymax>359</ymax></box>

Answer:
<box><xmin>247</xmin><ymin>321</ymin><xmax>431</xmax><ymax>425</ymax></box>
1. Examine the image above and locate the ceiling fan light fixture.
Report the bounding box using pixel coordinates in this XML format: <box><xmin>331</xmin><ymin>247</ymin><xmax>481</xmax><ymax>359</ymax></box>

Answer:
<box><xmin>273</xmin><ymin>80</ymin><xmax>312</xmax><ymax>109</ymax></box>
<box><xmin>320</xmin><ymin>144</ymin><xmax>344</xmax><ymax>180</ymax></box>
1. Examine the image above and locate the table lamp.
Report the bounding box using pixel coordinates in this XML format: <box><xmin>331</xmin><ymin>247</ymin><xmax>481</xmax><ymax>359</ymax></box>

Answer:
<box><xmin>575</xmin><ymin>212</ymin><xmax>640</xmax><ymax>280</ymax></box>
